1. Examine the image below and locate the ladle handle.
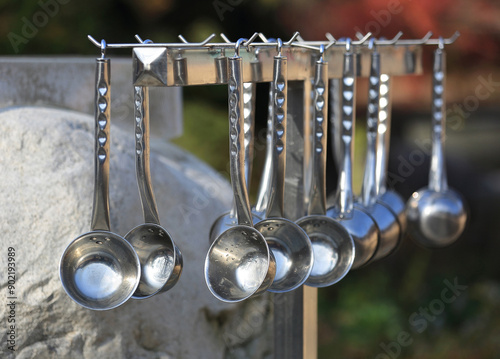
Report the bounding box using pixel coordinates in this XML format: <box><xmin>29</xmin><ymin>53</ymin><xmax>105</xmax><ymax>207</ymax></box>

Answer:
<box><xmin>307</xmin><ymin>59</ymin><xmax>328</xmax><ymax>216</ymax></box>
<box><xmin>429</xmin><ymin>46</ymin><xmax>448</xmax><ymax>193</ymax></box>
<box><xmin>375</xmin><ymin>74</ymin><xmax>392</xmax><ymax>196</ymax></box>
<box><xmin>329</xmin><ymin>78</ymin><xmax>343</xmax><ymax>173</ymax></box>
<box><xmin>228</xmin><ymin>56</ymin><xmax>253</xmax><ymax>226</ymax></box>
<box><xmin>91</xmin><ymin>58</ymin><xmax>111</xmax><ymax>232</ymax></box>
<box><xmin>361</xmin><ymin>48</ymin><xmax>381</xmax><ymax>207</ymax></box>
<box><xmin>254</xmin><ymin>85</ymin><xmax>274</xmax><ymax>214</ymax></box>
<box><xmin>266</xmin><ymin>54</ymin><xmax>287</xmax><ymax>219</ymax></box>
<box><xmin>243</xmin><ymin>82</ymin><xmax>256</xmax><ymax>193</ymax></box>
<box><xmin>335</xmin><ymin>48</ymin><xmax>356</xmax><ymax>218</ymax></box>
<box><xmin>134</xmin><ymin>86</ymin><xmax>161</xmax><ymax>225</ymax></box>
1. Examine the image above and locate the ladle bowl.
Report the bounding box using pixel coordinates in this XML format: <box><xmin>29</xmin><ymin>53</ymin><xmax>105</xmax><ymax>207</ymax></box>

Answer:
<box><xmin>205</xmin><ymin>225</ymin><xmax>276</xmax><ymax>302</ymax></box>
<box><xmin>356</xmin><ymin>202</ymin><xmax>401</xmax><ymax>262</ymax></box>
<box><xmin>379</xmin><ymin>190</ymin><xmax>407</xmax><ymax>233</ymax></box>
<box><xmin>60</xmin><ymin>231</ymin><xmax>141</xmax><ymax>310</ymax></box>
<box><xmin>254</xmin><ymin>218</ymin><xmax>313</xmax><ymax>292</ymax></box>
<box><xmin>406</xmin><ymin>187</ymin><xmax>467</xmax><ymax>248</ymax></box>
<box><xmin>326</xmin><ymin>207</ymin><xmax>379</xmax><ymax>269</ymax></box>
<box><xmin>296</xmin><ymin>215</ymin><xmax>354</xmax><ymax>287</ymax></box>
<box><xmin>125</xmin><ymin>223</ymin><xmax>182</xmax><ymax>298</ymax></box>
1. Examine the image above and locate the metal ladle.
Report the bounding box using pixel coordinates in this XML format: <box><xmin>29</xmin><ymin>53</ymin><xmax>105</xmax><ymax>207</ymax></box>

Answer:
<box><xmin>124</xmin><ymin>85</ymin><xmax>183</xmax><ymax>299</ymax></box>
<box><xmin>254</xmin><ymin>39</ymin><xmax>314</xmax><ymax>293</ymax></box>
<box><xmin>355</xmin><ymin>40</ymin><xmax>401</xmax><ymax>262</ymax></box>
<box><xmin>296</xmin><ymin>46</ymin><xmax>355</xmax><ymax>287</ymax></box>
<box><xmin>60</xmin><ymin>47</ymin><xmax>141</xmax><ymax>310</ymax></box>
<box><xmin>210</xmin><ymin>81</ymin><xmax>261</xmax><ymax>243</ymax></box>
<box><xmin>205</xmin><ymin>40</ymin><xmax>276</xmax><ymax>302</ymax></box>
<box><xmin>374</xmin><ymin>73</ymin><xmax>408</xmax><ymax>234</ymax></box>
<box><xmin>326</xmin><ymin>39</ymin><xmax>379</xmax><ymax>269</ymax></box>
<box><xmin>406</xmin><ymin>39</ymin><xmax>467</xmax><ymax>247</ymax></box>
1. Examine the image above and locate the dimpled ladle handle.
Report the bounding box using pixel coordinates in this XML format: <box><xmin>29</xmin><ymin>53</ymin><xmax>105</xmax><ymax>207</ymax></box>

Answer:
<box><xmin>91</xmin><ymin>56</ymin><xmax>111</xmax><ymax>232</ymax></box>
<box><xmin>374</xmin><ymin>73</ymin><xmax>392</xmax><ymax>196</ymax></box>
<box><xmin>266</xmin><ymin>43</ymin><xmax>287</xmax><ymax>219</ymax></box>
<box><xmin>228</xmin><ymin>50</ymin><xmax>253</xmax><ymax>226</ymax></box>
<box><xmin>307</xmin><ymin>52</ymin><xmax>328</xmax><ymax>216</ymax></box>
<box><xmin>361</xmin><ymin>42</ymin><xmax>381</xmax><ymax>208</ymax></box>
<box><xmin>133</xmin><ymin>86</ymin><xmax>161</xmax><ymax>225</ymax></box>
<box><xmin>335</xmin><ymin>41</ymin><xmax>356</xmax><ymax>218</ymax></box>
<box><xmin>429</xmin><ymin>43</ymin><xmax>448</xmax><ymax>193</ymax></box>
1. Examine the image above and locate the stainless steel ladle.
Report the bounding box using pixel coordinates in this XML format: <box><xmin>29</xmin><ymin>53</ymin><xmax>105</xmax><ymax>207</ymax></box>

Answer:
<box><xmin>253</xmin><ymin>39</ymin><xmax>314</xmax><ymax>293</ymax></box>
<box><xmin>326</xmin><ymin>39</ymin><xmax>379</xmax><ymax>269</ymax></box>
<box><xmin>296</xmin><ymin>46</ymin><xmax>355</xmax><ymax>287</ymax></box>
<box><xmin>60</xmin><ymin>48</ymin><xmax>141</xmax><ymax>310</ymax></box>
<box><xmin>205</xmin><ymin>40</ymin><xmax>276</xmax><ymax>303</ymax></box>
<box><xmin>355</xmin><ymin>40</ymin><xmax>401</xmax><ymax>262</ymax></box>
<box><xmin>124</xmin><ymin>85</ymin><xmax>183</xmax><ymax>299</ymax></box>
<box><xmin>406</xmin><ymin>39</ymin><xmax>467</xmax><ymax>247</ymax></box>
<box><xmin>210</xmin><ymin>81</ymin><xmax>261</xmax><ymax>243</ymax></box>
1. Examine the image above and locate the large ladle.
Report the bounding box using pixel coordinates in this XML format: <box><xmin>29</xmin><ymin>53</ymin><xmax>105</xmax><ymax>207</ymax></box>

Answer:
<box><xmin>406</xmin><ymin>39</ymin><xmax>467</xmax><ymax>247</ymax></box>
<box><xmin>296</xmin><ymin>46</ymin><xmax>355</xmax><ymax>287</ymax></box>
<box><xmin>254</xmin><ymin>39</ymin><xmax>313</xmax><ymax>292</ymax></box>
<box><xmin>205</xmin><ymin>40</ymin><xmax>276</xmax><ymax>303</ymax></box>
<box><xmin>355</xmin><ymin>40</ymin><xmax>401</xmax><ymax>262</ymax></box>
<box><xmin>210</xmin><ymin>81</ymin><xmax>261</xmax><ymax>243</ymax></box>
<box><xmin>60</xmin><ymin>47</ymin><xmax>141</xmax><ymax>310</ymax></box>
<box><xmin>124</xmin><ymin>84</ymin><xmax>183</xmax><ymax>299</ymax></box>
<box><xmin>326</xmin><ymin>39</ymin><xmax>379</xmax><ymax>269</ymax></box>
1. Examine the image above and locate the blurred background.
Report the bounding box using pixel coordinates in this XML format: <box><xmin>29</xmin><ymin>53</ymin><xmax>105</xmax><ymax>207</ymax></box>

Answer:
<box><xmin>1</xmin><ymin>0</ymin><xmax>500</xmax><ymax>357</ymax></box>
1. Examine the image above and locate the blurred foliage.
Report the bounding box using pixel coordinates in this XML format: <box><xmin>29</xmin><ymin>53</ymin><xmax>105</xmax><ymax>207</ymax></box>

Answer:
<box><xmin>2</xmin><ymin>0</ymin><xmax>500</xmax><ymax>358</ymax></box>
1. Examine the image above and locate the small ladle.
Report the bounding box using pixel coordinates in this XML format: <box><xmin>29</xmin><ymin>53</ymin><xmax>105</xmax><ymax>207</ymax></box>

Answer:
<box><xmin>254</xmin><ymin>39</ymin><xmax>314</xmax><ymax>293</ymax></box>
<box><xmin>326</xmin><ymin>39</ymin><xmax>379</xmax><ymax>269</ymax></box>
<box><xmin>355</xmin><ymin>40</ymin><xmax>401</xmax><ymax>262</ymax></box>
<box><xmin>374</xmin><ymin>73</ymin><xmax>408</xmax><ymax>234</ymax></box>
<box><xmin>124</xmin><ymin>84</ymin><xmax>183</xmax><ymax>299</ymax></box>
<box><xmin>296</xmin><ymin>45</ymin><xmax>355</xmax><ymax>287</ymax></box>
<box><xmin>60</xmin><ymin>48</ymin><xmax>141</xmax><ymax>310</ymax></box>
<box><xmin>210</xmin><ymin>81</ymin><xmax>261</xmax><ymax>243</ymax></box>
<box><xmin>406</xmin><ymin>39</ymin><xmax>467</xmax><ymax>247</ymax></box>
<box><xmin>205</xmin><ymin>40</ymin><xmax>276</xmax><ymax>303</ymax></box>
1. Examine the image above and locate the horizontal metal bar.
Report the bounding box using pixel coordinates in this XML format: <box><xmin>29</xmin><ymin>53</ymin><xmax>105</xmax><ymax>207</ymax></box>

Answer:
<box><xmin>132</xmin><ymin>45</ymin><xmax>422</xmax><ymax>86</ymax></box>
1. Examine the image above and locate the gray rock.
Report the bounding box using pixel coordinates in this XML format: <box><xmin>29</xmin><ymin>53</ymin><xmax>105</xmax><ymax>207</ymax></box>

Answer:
<box><xmin>0</xmin><ymin>107</ymin><xmax>272</xmax><ymax>359</ymax></box>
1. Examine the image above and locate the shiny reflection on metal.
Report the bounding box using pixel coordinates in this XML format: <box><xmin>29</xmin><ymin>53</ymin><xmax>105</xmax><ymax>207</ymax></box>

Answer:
<box><xmin>326</xmin><ymin>40</ymin><xmax>379</xmax><ymax>269</ymax></box>
<box><xmin>296</xmin><ymin>51</ymin><xmax>354</xmax><ymax>287</ymax></box>
<box><xmin>406</xmin><ymin>41</ymin><xmax>467</xmax><ymax>247</ymax></box>
<box><xmin>60</xmin><ymin>55</ymin><xmax>141</xmax><ymax>310</ymax></box>
<box><xmin>356</xmin><ymin>41</ymin><xmax>401</xmax><ymax>263</ymax></box>
<box><xmin>254</xmin><ymin>45</ymin><xmax>313</xmax><ymax>293</ymax></box>
<box><xmin>374</xmin><ymin>74</ymin><xmax>408</xmax><ymax>234</ymax></box>
<box><xmin>205</xmin><ymin>46</ymin><xmax>275</xmax><ymax>302</ymax></box>
<box><xmin>124</xmin><ymin>81</ymin><xmax>182</xmax><ymax>299</ymax></box>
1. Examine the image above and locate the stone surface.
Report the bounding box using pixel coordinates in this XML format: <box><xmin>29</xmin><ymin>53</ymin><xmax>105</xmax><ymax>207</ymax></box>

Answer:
<box><xmin>0</xmin><ymin>107</ymin><xmax>272</xmax><ymax>359</ymax></box>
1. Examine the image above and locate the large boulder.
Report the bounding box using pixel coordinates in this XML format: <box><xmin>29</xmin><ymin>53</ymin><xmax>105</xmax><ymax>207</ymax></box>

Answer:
<box><xmin>0</xmin><ymin>107</ymin><xmax>272</xmax><ymax>359</ymax></box>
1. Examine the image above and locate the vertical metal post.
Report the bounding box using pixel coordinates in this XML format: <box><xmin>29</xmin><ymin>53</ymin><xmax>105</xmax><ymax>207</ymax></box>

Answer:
<box><xmin>274</xmin><ymin>80</ymin><xmax>317</xmax><ymax>359</ymax></box>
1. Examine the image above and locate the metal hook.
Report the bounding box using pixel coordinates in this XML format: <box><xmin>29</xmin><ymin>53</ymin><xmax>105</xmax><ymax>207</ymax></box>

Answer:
<box><xmin>276</xmin><ymin>38</ymin><xmax>283</xmax><ymax>56</ymax></box>
<box><xmin>234</xmin><ymin>38</ymin><xmax>247</xmax><ymax>57</ymax></box>
<box><xmin>446</xmin><ymin>31</ymin><xmax>460</xmax><ymax>44</ymax></box>
<box><xmin>135</xmin><ymin>35</ymin><xmax>153</xmax><ymax>44</ymax></box>
<box><xmin>87</xmin><ymin>35</ymin><xmax>100</xmax><ymax>48</ymax></box>
<box><xmin>418</xmin><ymin>31</ymin><xmax>434</xmax><ymax>44</ymax></box>
<box><xmin>319</xmin><ymin>44</ymin><xmax>325</xmax><ymax>62</ymax></box>
<box><xmin>356</xmin><ymin>32</ymin><xmax>372</xmax><ymax>45</ymax></box>
<box><xmin>345</xmin><ymin>38</ymin><xmax>352</xmax><ymax>52</ymax></box>
<box><xmin>100</xmin><ymin>39</ymin><xmax>107</xmax><ymax>58</ymax></box>
<box><xmin>388</xmin><ymin>31</ymin><xmax>403</xmax><ymax>44</ymax></box>
<box><xmin>178</xmin><ymin>33</ymin><xmax>216</xmax><ymax>46</ymax></box>
<box><xmin>220</xmin><ymin>33</ymin><xmax>231</xmax><ymax>43</ymax></box>
<box><xmin>325</xmin><ymin>32</ymin><xmax>336</xmax><ymax>43</ymax></box>
<box><xmin>438</xmin><ymin>36</ymin><xmax>444</xmax><ymax>50</ymax></box>
<box><xmin>284</xmin><ymin>31</ymin><xmax>300</xmax><ymax>45</ymax></box>
<box><xmin>243</xmin><ymin>32</ymin><xmax>260</xmax><ymax>47</ymax></box>
<box><xmin>368</xmin><ymin>37</ymin><xmax>376</xmax><ymax>50</ymax></box>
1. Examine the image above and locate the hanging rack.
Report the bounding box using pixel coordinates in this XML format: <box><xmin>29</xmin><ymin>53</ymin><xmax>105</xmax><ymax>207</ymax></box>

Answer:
<box><xmin>87</xmin><ymin>31</ymin><xmax>459</xmax><ymax>86</ymax></box>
